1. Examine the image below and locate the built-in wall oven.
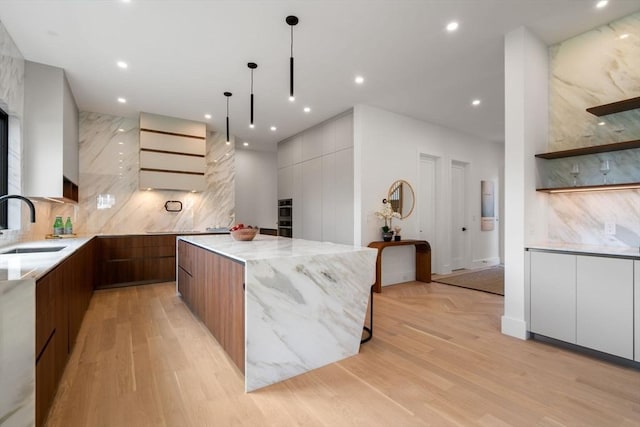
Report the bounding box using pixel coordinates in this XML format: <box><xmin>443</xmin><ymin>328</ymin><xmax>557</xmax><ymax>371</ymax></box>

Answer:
<box><xmin>278</xmin><ymin>199</ymin><xmax>292</xmax><ymax>238</ymax></box>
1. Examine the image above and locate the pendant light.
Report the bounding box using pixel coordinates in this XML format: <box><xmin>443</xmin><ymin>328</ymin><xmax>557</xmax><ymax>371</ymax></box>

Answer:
<box><xmin>286</xmin><ymin>15</ymin><xmax>299</xmax><ymax>101</ymax></box>
<box><xmin>247</xmin><ymin>62</ymin><xmax>257</xmax><ymax>128</ymax></box>
<box><xmin>224</xmin><ymin>91</ymin><xmax>232</xmax><ymax>144</ymax></box>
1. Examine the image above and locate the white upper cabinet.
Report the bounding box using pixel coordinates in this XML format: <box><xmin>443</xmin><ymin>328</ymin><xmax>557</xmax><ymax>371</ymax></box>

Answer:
<box><xmin>24</xmin><ymin>61</ymin><xmax>79</xmax><ymax>201</ymax></box>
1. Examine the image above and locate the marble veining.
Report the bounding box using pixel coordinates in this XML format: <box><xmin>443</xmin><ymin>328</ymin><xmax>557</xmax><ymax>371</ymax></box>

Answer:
<box><xmin>78</xmin><ymin>112</ymin><xmax>234</xmax><ymax>234</ymax></box>
<box><xmin>546</xmin><ymin>12</ymin><xmax>640</xmax><ymax>248</ymax></box>
<box><xmin>178</xmin><ymin>235</ymin><xmax>376</xmax><ymax>392</ymax></box>
<box><xmin>0</xmin><ymin>279</ymin><xmax>34</xmax><ymax>427</ymax></box>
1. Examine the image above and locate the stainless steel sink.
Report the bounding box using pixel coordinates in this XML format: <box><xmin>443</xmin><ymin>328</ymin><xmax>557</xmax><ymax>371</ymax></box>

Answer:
<box><xmin>1</xmin><ymin>246</ymin><xmax>67</xmax><ymax>254</ymax></box>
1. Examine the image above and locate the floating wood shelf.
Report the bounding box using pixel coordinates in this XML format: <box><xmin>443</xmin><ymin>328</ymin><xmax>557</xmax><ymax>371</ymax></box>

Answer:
<box><xmin>586</xmin><ymin>96</ymin><xmax>640</xmax><ymax>116</ymax></box>
<box><xmin>537</xmin><ymin>182</ymin><xmax>640</xmax><ymax>193</ymax></box>
<box><xmin>535</xmin><ymin>140</ymin><xmax>640</xmax><ymax>159</ymax></box>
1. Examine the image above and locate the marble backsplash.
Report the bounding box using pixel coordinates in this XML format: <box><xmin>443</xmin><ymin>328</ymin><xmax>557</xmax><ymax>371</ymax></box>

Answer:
<box><xmin>546</xmin><ymin>12</ymin><xmax>640</xmax><ymax>247</ymax></box>
<box><xmin>77</xmin><ymin>112</ymin><xmax>234</xmax><ymax>234</ymax></box>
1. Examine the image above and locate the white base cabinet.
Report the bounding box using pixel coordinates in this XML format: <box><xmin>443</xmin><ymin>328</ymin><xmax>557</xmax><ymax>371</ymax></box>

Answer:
<box><xmin>576</xmin><ymin>256</ymin><xmax>633</xmax><ymax>359</ymax></box>
<box><xmin>635</xmin><ymin>261</ymin><xmax>640</xmax><ymax>362</ymax></box>
<box><xmin>530</xmin><ymin>251</ymin><xmax>576</xmax><ymax>344</ymax></box>
<box><xmin>528</xmin><ymin>250</ymin><xmax>637</xmax><ymax>361</ymax></box>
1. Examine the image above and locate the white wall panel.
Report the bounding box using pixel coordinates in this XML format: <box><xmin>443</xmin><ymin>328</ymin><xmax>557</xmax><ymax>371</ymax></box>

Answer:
<box><xmin>140</xmin><ymin>130</ymin><xmax>205</xmax><ymax>156</ymax></box>
<box><xmin>139</xmin><ymin>170</ymin><xmax>206</xmax><ymax>192</ymax></box>
<box><xmin>140</xmin><ymin>112</ymin><xmax>206</xmax><ymax>137</ymax></box>
<box><xmin>140</xmin><ymin>151</ymin><xmax>205</xmax><ymax>174</ymax></box>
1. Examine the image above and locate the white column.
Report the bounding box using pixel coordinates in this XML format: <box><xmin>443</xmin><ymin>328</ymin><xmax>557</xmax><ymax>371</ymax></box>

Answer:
<box><xmin>502</xmin><ymin>27</ymin><xmax>549</xmax><ymax>339</ymax></box>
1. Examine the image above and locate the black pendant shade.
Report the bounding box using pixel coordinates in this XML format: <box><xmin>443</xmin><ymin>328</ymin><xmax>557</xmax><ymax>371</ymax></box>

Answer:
<box><xmin>224</xmin><ymin>91</ymin><xmax>232</xmax><ymax>143</ymax></box>
<box><xmin>248</xmin><ymin>62</ymin><xmax>257</xmax><ymax>127</ymax></box>
<box><xmin>286</xmin><ymin>15</ymin><xmax>299</xmax><ymax>101</ymax></box>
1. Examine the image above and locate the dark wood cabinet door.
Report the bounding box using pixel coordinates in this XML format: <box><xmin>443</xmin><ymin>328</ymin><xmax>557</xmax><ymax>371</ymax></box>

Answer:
<box><xmin>35</xmin><ymin>331</ymin><xmax>56</xmax><ymax>427</ymax></box>
<box><xmin>35</xmin><ymin>273</ymin><xmax>55</xmax><ymax>358</ymax></box>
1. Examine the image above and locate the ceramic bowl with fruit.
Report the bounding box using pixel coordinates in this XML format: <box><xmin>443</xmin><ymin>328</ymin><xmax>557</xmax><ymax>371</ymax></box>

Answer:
<box><xmin>230</xmin><ymin>224</ymin><xmax>258</xmax><ymax>241</ymax></box>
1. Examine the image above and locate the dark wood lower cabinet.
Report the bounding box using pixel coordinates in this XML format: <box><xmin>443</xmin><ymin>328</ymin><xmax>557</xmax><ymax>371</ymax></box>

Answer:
<box><xmin>178</xmin><ymin>241</ymin><xmax>245</xmax><ymax>373</ymax></box>
<box><xmin>35</xmin><ymin>238</ymin><xmax>95</xmax><ymax>427</ymax></box>
<box><xmin>96</xmin><ymin>235</ymin><xmax>178</xmax><ymax>289</ymax></box>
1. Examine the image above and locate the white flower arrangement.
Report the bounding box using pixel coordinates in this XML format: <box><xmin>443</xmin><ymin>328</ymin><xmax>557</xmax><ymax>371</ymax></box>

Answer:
<box><xmin>374</xmin><ymin>199</ymin><xmax>401</xmax><ymax>232</ymax></box>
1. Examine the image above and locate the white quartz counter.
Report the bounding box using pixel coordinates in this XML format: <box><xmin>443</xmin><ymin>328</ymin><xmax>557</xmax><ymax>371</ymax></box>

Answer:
<box><xmin>527</xmin><ymin>242</ymin><xmax>640</xmax><ymax>259</ymax></box>
<box><xmin>177</xmin><ymin>234</ymin><xmax>378</xmax><ymax>392</ymax></box>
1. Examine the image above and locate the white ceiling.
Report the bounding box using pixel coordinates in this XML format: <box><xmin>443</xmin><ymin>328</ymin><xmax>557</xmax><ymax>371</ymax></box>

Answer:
<box><xmin>1</xmin><ymin>0</ymin><xmax>639</xmax><ymax>151</ymax></box>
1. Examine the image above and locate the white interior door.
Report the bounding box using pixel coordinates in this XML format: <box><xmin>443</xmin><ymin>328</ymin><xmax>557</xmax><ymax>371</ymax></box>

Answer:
<box><xmin>451</xmin><ymin>161</ymin><xmax>467</xmax><ymax>270</ymax></box>
<box><xmin>419</xmin><ymin>155</ymin><xmax>437</xmax><ymax>267</ymax></box>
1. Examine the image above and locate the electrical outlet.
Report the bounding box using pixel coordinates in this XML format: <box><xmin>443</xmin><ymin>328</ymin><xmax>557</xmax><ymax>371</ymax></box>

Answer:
<box><xmin>604</xmin><ymin>222</ymin><xmax>616</xmax><ymax>235</ymax></box>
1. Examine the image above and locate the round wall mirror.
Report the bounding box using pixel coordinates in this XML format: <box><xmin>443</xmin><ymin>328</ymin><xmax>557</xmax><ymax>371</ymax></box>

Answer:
<box><xmin>387</xmin><ymin>179</ymin><xmax>415</xmax><ymax>219</ymax></box>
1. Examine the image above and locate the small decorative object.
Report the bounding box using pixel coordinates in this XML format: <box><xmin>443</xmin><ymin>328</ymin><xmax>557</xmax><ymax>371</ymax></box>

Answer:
<box><xmin>393</xmin><ymin>226</ymin><xmax>401</xmax><ymax>241</ymax></box>
<box><xmin>375</xmin><ymin>198</ymin><xmax>401</xmax><ymax>242</ymax></box>
<box><xmin>570</xmin><ymin>163</ymin><xmax>580</xmax><ymax>187</ymax></box>
<box><xmin>600</xmin><ymin>159</ymin><xmax>611</xmax><ymax>184</ymax></box>
<box><xmin>230</xmin><ymin>224</ymin><xmax>258</xmax><ymax>241</ymax></box>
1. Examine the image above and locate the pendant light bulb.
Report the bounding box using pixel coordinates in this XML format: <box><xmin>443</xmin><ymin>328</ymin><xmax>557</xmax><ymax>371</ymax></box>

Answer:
<box><xmin>286</xmin><ymin>15</ymin><xmax>299</xmax><ymax>101</ymax></box>
<box><xmin>248</xmin><ymin>62</ymin><xmax>258</xmax><ymax>128</ymax></box>
<box><xmin>224</xmin><ymin>91</ymin><xmax>232</xmax><ymax>143</ymax></box>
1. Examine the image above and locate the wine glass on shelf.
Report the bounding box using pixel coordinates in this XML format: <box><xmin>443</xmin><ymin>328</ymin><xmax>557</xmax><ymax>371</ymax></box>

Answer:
<box><xmin>570</xmin><ymin>163</ymin><xmax>580</xmax><ymax>187</ymax></box>
<box><xmin>600</xmin><ymin>160</ymin><xmax>611</xmax><ymax>184</ymax></box>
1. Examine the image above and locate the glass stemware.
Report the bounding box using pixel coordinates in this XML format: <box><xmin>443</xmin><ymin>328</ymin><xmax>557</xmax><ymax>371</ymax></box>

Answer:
<box><xmin>570</xmin><ymin>163</ymin><xmax>580</xmax><ymax>186</ymax></box>
<box><xmin>600</xmin><ymin>160</ymin><xmax>611</xmax><ymax>184</ymax></box>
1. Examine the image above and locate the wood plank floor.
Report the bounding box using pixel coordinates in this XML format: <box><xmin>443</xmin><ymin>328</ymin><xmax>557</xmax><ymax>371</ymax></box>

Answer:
<box><xmin>46</xmin><ymin>281</ymin><xmax>640</xmax><ymax>426</ymax></box>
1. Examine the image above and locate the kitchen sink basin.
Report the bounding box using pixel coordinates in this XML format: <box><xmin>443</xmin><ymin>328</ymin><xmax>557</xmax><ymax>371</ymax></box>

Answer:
<box><xmin>1</xmin><ymin>246</ymin><xmax>67</xmax><ymax>254</ymax></box>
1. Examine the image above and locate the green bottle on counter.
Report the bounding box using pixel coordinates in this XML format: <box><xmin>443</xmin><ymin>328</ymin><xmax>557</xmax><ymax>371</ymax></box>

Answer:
<box><xmin>53</xmin><ymin>216</ymin><xmax>64</xmax><ymax>236</ymax></box>
<box><xmin>64</xmin><ymin>217</ymin><xmax>73</xmax><ymax>235</ymax></box>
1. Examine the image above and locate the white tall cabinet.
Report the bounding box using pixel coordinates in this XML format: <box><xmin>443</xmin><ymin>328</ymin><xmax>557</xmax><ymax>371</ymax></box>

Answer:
<box><xmin>277</xmin><ymin>111</ymin><xmax>354</xmax><ymax>244</ymax></box>
<box><xmin>528</xmin><ymin>249</ymin><xmax>638</xmax><ymax>361</ymax></box>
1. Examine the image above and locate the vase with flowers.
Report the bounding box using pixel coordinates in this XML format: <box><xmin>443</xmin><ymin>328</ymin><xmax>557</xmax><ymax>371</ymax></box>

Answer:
<box><xmin>375</xmin><ymin>199</ymin><xmax>401</xmax><ymax>242</ymax></box>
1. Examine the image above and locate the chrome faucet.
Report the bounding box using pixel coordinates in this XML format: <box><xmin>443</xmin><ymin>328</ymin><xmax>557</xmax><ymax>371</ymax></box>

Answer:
<box><xmin>0</xmin><ymin>195</ymin><xmax>36</xmax><ymax>223</ymax></box>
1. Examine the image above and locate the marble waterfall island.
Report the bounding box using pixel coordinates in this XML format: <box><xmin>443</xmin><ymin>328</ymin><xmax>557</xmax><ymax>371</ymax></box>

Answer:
<box><xmin>176</xmin><ymin>235</ymin><xmax>377</xmax><ymax>392</ymax></box>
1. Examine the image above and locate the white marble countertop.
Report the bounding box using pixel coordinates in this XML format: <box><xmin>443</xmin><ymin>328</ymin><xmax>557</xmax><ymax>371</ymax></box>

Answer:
<box><xmin>526</xmin><ymin>242</ymin><xmax>640</xmax><ymax>259</ymax></box>
<box><xmin>0</xmin><ymin>237</ymin><xmax>93</xmax><ymax>281</ymax></box>
<box><xmin>178</xmin><ymin>234</ymin><xmax>375</xmax><ymax>263</ymax></box>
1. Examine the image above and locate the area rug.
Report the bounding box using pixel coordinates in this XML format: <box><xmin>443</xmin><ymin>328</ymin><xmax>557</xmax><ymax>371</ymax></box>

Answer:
<box><xmin>434</xmin><ymin>265</ymin><xmax>504</xmax><ymax>296</ymax></box>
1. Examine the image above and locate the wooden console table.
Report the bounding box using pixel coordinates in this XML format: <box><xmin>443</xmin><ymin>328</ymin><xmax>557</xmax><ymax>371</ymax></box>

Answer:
<box><xmin>368</xmin><ymin>239</ymin><xmax>431</xmax><ymax>293</ymax></box>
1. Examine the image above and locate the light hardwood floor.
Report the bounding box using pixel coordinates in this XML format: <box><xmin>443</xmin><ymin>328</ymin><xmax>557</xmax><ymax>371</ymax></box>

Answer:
<box><xmin>46</xmin><ymin>281</ymin><xmax>640</xmax><ymax>426</ymax></box>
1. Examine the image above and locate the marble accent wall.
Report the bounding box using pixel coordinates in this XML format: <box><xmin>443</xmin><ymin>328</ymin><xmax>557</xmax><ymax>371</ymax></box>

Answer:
<box><xmin>547</xmin><ymin>12</ymin><xmax>640</xmax><ymax>247</ymax></box>
<box><xmin>78</xmin><ymin>112</ymin><xmax>234</xmax><ymax>234</ymax></box>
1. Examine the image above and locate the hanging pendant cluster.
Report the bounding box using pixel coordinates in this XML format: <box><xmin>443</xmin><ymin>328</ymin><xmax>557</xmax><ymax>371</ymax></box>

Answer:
<box><xmin>222</xmin><ymin>15</ymin><xmax>299</xmax><ymax>145</ymax></box>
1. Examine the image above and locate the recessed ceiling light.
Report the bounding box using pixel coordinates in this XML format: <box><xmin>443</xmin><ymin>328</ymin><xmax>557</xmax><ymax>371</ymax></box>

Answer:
<box><xmin>270</xmin><ymin>126</ymin><xmax>277</xmax><ymax>131</ymax></box>
<box><xmin>118</xmin><ymin>128</ymin><xmax>124</xmax><ymax>132</ymax></box>
<box><xmin>303</xmin><ymin>107</ymin><xmax>311</xmax><ymax>113</ymax></box>
<box><xmin>355</xmin><ymin>76</ymin><xmax>364</xmax><ymax>84</ymax></box>
<box><xmin>118</xmin><ymin>141</ymin><xmax>123</xmax><ymax>145</ymax></box>
<box><xmin>598</xmin><ymin>121</ymin><xmax>606</xmax><ymax>126</ymax></box>
<box><xmin>117</xmin><ymin>97</ymin><xmax>126</xmax><ymax>103</ymax></box>
<box><xmin>118</xmin><ymin>152</ymin><xmax>123</xmax><ymax>155</ymax></box>
<box><xmin>446</xmin><ymin>21</ymin><xmax>459</xmax><ymax>32</ymax></box>
<box><xmin>122</xmin><ymin>0</ymin><xmax>131</xmax><ymax>3</ymax></box>
<box><xmin>596</xmin><ymin>0</ymin><xmax>608</xmax><ymax>8</ymax></box>
<box><xmin>243</xmin><ymin>142</ymin><xmax>249</xmax><ymax>147</ymax></box>
<box><xmin>289</xmin><ymin>96</ymin><xmax>295</xmax><ymax>102</ymax></box>
<box><xmin>471</xmin><ymin>99</ymin><xmax>481</xmax><ymax>106</ymax></box>
<box><xmin>204</xmin><ymin>114</ymin><xmax>212</xmax><ymax>119</ymax></box>
<box><xmin>117</xmin><ymin>61</ymin><xmax>128</xmax><ymax>69</ymax></box>
<box><xmin>619</xmin><ymin>33</ymin><xmax>629</xmax><ymax>39</ymax></box>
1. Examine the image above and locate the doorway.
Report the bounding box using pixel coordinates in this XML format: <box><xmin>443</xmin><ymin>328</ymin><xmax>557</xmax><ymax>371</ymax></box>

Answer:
<box><xmin>450</xmin><ymin>160</ymin><xmax>469</xmax><ymax>270</ymax></box>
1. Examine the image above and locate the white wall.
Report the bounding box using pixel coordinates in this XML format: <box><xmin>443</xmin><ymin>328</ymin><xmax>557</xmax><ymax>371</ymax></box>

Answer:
<box><xmin>354</xmin><ymin>104</ymin><xmax>503</xmax><ymax>285</ymax></box>
<box><xmin>502</xmin><ymin>27</ymin><xmax>549</xmax><ymax>340</ymax></box>
<box><xmin>234</xmin><ymin>149</ymin><xmax>277</xmax><ymax>229</ymax></box>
